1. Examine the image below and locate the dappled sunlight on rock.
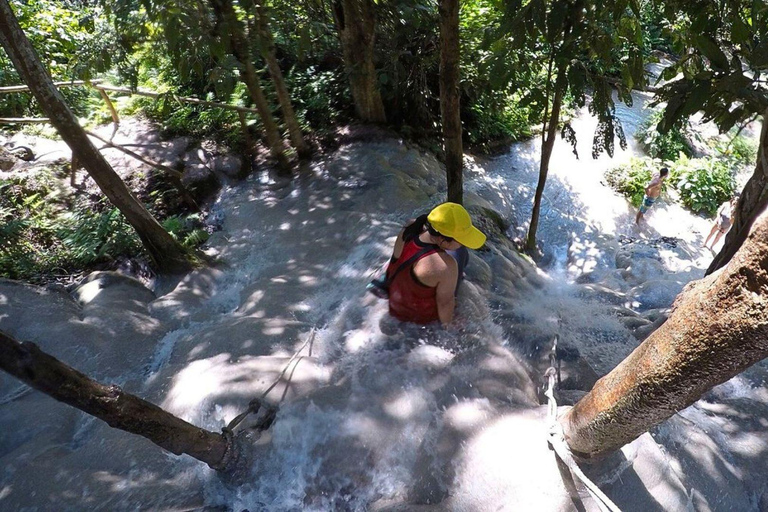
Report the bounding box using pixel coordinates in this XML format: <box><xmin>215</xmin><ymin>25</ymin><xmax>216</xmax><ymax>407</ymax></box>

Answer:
<box><xmin>3</xmin><ymin>113</ymin><xmax>768</xmax><ymax>511</ymax></box>
<box><xmin>162</xmin><ymin>353</ymin><xmax>331</xmax><ymax>422</ymax></box>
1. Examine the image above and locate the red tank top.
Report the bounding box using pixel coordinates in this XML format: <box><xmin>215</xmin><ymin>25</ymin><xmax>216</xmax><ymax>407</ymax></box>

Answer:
<box><xmin>387</xmin><ymin>238</ymin><xmax>440</xmax><ymax>324</ymax></box>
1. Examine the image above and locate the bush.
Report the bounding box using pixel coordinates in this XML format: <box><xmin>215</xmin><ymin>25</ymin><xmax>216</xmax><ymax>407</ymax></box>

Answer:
<box><xmin>667</xmin><ymin>155</ymin><xmax>735</xmax><ymax>216</ymax></box>
<box><xmin>605</xmin><ymin>154</ymin><xmax>735</xmax><ymax>217</ymax></box>
<box><xmin>464</xmin><ymin>94</ymin><xmax>535</xmax><ymax>147</ymax></box>
<box><xmin>636</xmin><ymin>109</ymin><xmax>694</xmax><ymax>160</ymax></box>
<box><xmin>604</xmin><ymin>158</ymin><xmax>662</xmax><ymax>207</ymax></box>
<box><xmin>139</xmin><ymin>95</ymin><xmax>244</xmax><ymax>147</ymax></box>
<box><xmin>713</xmin><ymin>134</ymin><xmax>758</xmax><ymax>167</ymax></box>
<box><xmin>0</xmin><ymin>168</ymin><xmax>209</xmax><ymax>282</ymax></box>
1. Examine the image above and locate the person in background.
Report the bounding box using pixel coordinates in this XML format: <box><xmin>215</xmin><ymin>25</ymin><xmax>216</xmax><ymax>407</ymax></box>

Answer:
<box><xmin>704</xmin><ymin>195</ymin><xmax>739</xmax><ymax>251</ymax></box>
<box><xmin>635</xmin><ymin>167</ymin><xmax>669</xmax><ymax>224</ymax></box>
<box><xmin>384</xmin><ymin>202</ymin><xmax>486</xmax><ymax>325</ymax></box>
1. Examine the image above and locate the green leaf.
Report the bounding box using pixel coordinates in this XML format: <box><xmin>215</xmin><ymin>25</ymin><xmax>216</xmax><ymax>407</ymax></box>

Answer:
<box><xmin>731</xmin><ymin>16</ymin><xmax>752</xmax><ymax>46</ymax></box>
<box><xmin>681</xmin><ymin>81</ymin><xmax>711</xmax><ymax>116</ymax></box>
<box><xmin>694</xmin><ymin>35</ymin><xmax>730</xmax><ymax>71</ymax></box>
<box><xmin>750</xmin><ymin>39</ymin><xmax>768</xmax><ymax>68</ymax></box>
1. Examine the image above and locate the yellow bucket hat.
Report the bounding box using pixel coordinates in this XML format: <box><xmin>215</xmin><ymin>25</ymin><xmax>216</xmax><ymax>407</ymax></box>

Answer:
<box><xmin>427</xmin><ymin>202</ymin><xmax>487</xmax><ymax>249</ymax></box>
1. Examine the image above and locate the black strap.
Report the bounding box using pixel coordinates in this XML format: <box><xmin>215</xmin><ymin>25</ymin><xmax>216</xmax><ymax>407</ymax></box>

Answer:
<box><xmin>386</xmin><ymin>246</ymin><xmax>436</xmax><ymax>287</ymax></box>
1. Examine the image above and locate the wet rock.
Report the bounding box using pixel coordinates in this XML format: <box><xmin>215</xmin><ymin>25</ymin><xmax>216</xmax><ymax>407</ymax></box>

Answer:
<box><xmin>0</xmin><ymin>146</ymin><xmax>17</xmax><ymax>170</ymax></box>
<box><xmin>615</xmin><ymin>243</ymin><xmax>660</xmax><ymax>270</ymax></box>
<box><xmin>557</xmin><ymin>389</ymin><xmax>588</xmax><ymax>406</ymax></box>
<box><xmin>632</xmin><ymin>316</ymin><xmax>667</xmax><ymax>341</ymax></box>
<box><xmin>628</xmin><ymin>280</ymin><xmax>685</xmax><ymax>311</ymax></box>
<box><xmin>71</xmin><ymin>271</ymin><xmax>155</xmax><ymax>307</ymax></box>
<box><xmin>210</xmin><ymin>153</ymin><xmax>245</xmax><ymax>180</ymax></box>
<box><xmin>641</xmin><ymin>308</ymin><xmax>671</xmax><ymax>324</ymax></box>
<box><xmin>619</xmin><ymin>257</ymin><xmax>666</xmax><ymax>286</ymax></box>
<box><xmin>464</xmin><ymin>252</ymin><xmax>492</xmax><ymax>288</ymax></box>
<box><xmin>559</xmin><ymin>355</ymin><xmax>600</xmax><ymax>392</ymax></box>
<box><xmin>566</xmin><ymin>233</ymin><xmax>618</xmax><ymax>278</ymax></box>
<box><xmin>182</xmin><ymin>161</ymin><xmax>220</xmax><ymax>202</ymax></box>
<box><xmin>574</xmin><ymin>271</ymin><xmax>599</xmax><ymax>284</ymax></box>
<box><xmin>620</xmin><ymin>316</ymin><xmax>652</xmax><ymax>330</ymax></box>
<box><xmin>607</xmin><ymin>305</ymin><xmax>642</xmax><ymax>318</ymax></box>
<box><xmin>573</xmin><ymin>283</ymin><xmax>628</xmax><ymax>306</ymax></box>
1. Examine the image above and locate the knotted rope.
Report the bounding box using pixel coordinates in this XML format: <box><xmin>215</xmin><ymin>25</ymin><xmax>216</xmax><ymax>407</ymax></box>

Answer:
<box><xmin>544</xmin><ymin>333</ymin><xmax>622</xmax><ymax>512</ymax></box>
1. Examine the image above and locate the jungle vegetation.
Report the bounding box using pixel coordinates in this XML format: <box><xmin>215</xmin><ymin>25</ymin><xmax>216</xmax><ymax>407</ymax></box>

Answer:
<box><xmin>0</xmin><ymin>0</ymin><xmax>766</xmax><ymax>279</ymax></box>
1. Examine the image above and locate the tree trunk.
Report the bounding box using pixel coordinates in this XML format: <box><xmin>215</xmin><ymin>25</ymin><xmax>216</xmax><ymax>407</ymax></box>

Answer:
<box><xmin>332</xmin><ymin>0</ymin><xmax>386</xmax><ymax>123</ymax></box>
<box><xmin>209</xmin><ymin>0</ymin><xmax>291</xmax><ymax>173</ymax></box>
<box><xmin>0</xmin><ymin>1</ymin><xmax>192</xmax><ymax>274</ymax></box>
<box><xmin>252</xmin><ymin>0</ymin><xmax>310</xmax><ymax>158</ymax></box>
<box><xmin>0</xmin><ymin>331</ymin><xmax>233</xmax><ymax>471</ymax></box>
<box><xmin>561</xmin><ymin>207</ymin><xmax>768</xmax><ymax>458</ymax></box>
<box><xmin>439</xmin><ymin>0</ymin><xmax>462</xmax><ymax>205</ymax></box>
<box><xmin>707</xmin><ymin>108</ymin><xmax>768</xmax><ymax>275</ymax></box>
<box><xmin>525</xmin><ymin>74</ymin><xmax>565</xmax><ymax>253</ymax></box>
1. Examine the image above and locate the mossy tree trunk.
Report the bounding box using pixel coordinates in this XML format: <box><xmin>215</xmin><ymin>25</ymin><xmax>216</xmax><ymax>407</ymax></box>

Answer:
<box><xmin>708</xmin><ymin>107</ymin><xmax>768</xmax><ymax>275</ymax></box>
<box><xmin>209</xmin><ymin>0</ymin><xmax>291</xmax><ymax>174</ymax></box>
<box><xmin>0</xmin><ymin>1</ymin><xmax>192</xmax><ymax>273</ymax></box>
<box><xmin>562</xmin><ymin>207</ymin><xmax>768</xmax><ymax>457</ymax></box>
<box><xmin>439</xmin><ymin>0</ymin><xmax>462</xmax><ymax>204</ymax></box>
<box><xmin>332</xmin><ymin>0</ymin><xmax>386</xmax><ymax>124</ymax></box>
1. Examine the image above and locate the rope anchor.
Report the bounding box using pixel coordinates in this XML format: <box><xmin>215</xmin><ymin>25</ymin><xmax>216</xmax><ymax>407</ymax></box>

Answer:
<box><xmin>223</xmin><ymin>327</ymin><xmax>316</xmax><ymax>435</ymax></box>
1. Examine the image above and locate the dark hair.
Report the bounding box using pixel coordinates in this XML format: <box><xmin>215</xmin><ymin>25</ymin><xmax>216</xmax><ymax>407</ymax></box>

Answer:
<box><xmin>426</xmin><ymin>222</ymin><xmax>454</xmax><ymax>242</ymax></box>
<box><xmin>659</xmin><ymin>167</ymin><xmax>669</xmax><ymax>176</ymax></box>
<box><xmin>403</xmin><ymin>214</ymin><xmax>429</xmax><ymax>241</ymax></box>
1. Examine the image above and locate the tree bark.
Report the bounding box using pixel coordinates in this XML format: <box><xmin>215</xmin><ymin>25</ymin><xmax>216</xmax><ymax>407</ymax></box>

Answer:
<box><xmin>526</xmin><ymin>73</ymin><xmax>566</xmax><ymax>253</ymax></box>
<box><xmin>332</xmin><ymin>0</ymin><xmax>386</xmax><ymax>124</ymax></box>
<box><xmin>251</xmin><ymin>0</ymin><xmax>310</xmax><ymax>158</ymax></box>
<box><xmin>707</xmin><ymin>108</ymin><xmax>768</xmax><ymax>275</ymax></box>
<box><xmin>561</xmin><ymin>207</ymin><xmax>768</xmax><ymax>458</ymax></box>
<box><xmin>0</xmin><ymin>331</ymin><xmax>232</xmax><ymax>471</ymax></box>
<box><xmin>0</xmin><ymin>1</ymin><xmax>192</xmax><ymax>274</ymax></box>
<box><xmin>439</xmin><ymin>0</ymin><xmax>463</xmax><ymax>205</ymax></box>
<box><xmin>209</xmin><ymin>0</ymin><xmax>291</xmax><ymax>173</ymax></box>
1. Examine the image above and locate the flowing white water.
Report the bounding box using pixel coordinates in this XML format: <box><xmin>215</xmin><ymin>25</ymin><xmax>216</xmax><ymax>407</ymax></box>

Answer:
<box><xmin>1</xmin><ymin>95</ymin><xmax>766</xmax><ymax>510</ymax></box>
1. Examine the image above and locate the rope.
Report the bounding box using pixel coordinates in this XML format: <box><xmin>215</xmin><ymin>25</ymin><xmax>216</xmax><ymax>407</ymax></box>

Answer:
<box><xmin>544</xmin><ymin>334</ymin><xmax>622</xmax><ymax>512</ymax></box>
<box><xmin>223</xmin><ymin>327</ymin><xmax>317</xmax><ymax>434</ymax></box>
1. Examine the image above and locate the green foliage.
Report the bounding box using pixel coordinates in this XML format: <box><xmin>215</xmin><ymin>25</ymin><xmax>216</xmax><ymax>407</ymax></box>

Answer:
<box><xmin>654</xmin><ymin>0</ymin><xmax>768</xmax><ymax>136</ymax></box>
<box><xmin>606</xmin><ymin>155</ymin><xmax>736</xmax><ymax>216</ymax></box>
<box><xmin>464</xmin><ymin>95</ymin><xmax>535</xmax><ymax>146</ymax></box>
<box><xmin>286</xmin><ymin>66</ymin><xmax>350</xmax><ymax>130</ymax></box>
<box><xmin>639</xmin><ymin>1</ymin><xmax>674</xmax><ymax>55</ymax></box>
<box><xmin>667</xmin><ymin>155</ymin><xmax>735</xmax><ymax>216</ymax></box>
<box><xmin>636</xmin><ymin>109</ymin><xmax>694</xmax><ymax>160</ymax></box>
<box><xmin>138</xmin><ymin>94</ymin><xmax>244</xmax><ymax>146</ymax></box>
<box><xmin>604</xmin><ymin>158</ymin><xmax>659</xmax><ymax>207</ymax></box>
<box><xmin>58</xmin><ymin>204</ymin><xmax>144</xmax><ymax>268</ymax></box>
<box><xmin>0</xmin><ymin>1</ymin><xmax>126</xmax><ymax>118</ymax></box>
<box><xmin>0</xmin><ymin>167</ymin><xmax>209</xmax><ymax>282</ymax></box>
<box><xmin>162</xmin><ymin>214</ymin><xmax>210</xmax><ymax>248</ymax></box>
<box><xmin>713</xmin><ymin>134</ymin><xmax>758</xmax><ymax>167</ymax></box>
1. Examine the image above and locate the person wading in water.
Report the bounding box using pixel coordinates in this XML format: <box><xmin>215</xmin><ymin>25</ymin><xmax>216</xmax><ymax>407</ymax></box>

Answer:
<box><xmin>384</xmin><ymin>202</ymin><xmax>486</xmax><ymax>325</ymax></box>
<box><xmin>635</xmin><ymin>167</ymin><xmax>669</xmax><ymax>224</ymax></box>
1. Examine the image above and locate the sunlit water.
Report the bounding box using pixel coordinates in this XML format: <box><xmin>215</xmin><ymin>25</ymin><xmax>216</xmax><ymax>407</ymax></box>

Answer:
<box><xmin>2</xmin><ymin>91</ymin><xmax>765</xmax><ymax>510</ymax></box>
<box><xmin>157</xmin><ymin>91</ymin><xmax>709</xmax><ymax>509</ymax></box>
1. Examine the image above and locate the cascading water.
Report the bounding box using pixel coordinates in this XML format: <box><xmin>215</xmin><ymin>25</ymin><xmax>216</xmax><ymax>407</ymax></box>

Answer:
<box><xmin>1</xmin><ymin>92</ymin><xmax>767</xmax><ymax>510</ymax></box>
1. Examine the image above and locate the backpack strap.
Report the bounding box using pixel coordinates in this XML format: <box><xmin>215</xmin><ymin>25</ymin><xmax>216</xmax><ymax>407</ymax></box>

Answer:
<box><xmin>386</xmin><ymin>245</ymin><xmax>437</xmax><ymax>287</ymax></box>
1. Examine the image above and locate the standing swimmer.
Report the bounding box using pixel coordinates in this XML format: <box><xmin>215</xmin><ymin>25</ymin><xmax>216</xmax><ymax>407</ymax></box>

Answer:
<box><xmin>374</xmin><ymin>203</ymin><xmax>486</xmax><ymax>325</ymax></box>
<box><xmin>704</xmin><ymin>195</ymin><xmax>738</xmax><ymax>251</ymax></box>
<box><xmin>635</xmin><ymin>167</ymin><xmax>669</xmax><ymax>224</ymax></box>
